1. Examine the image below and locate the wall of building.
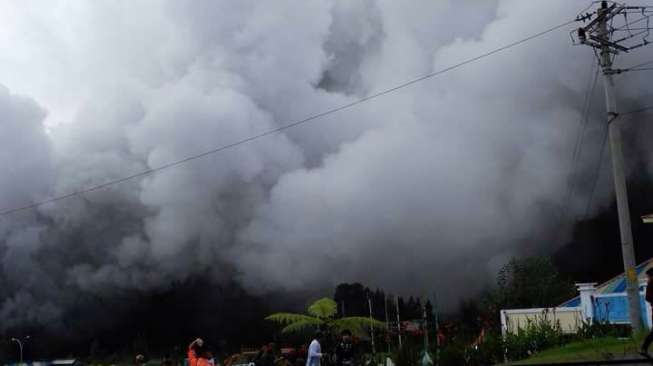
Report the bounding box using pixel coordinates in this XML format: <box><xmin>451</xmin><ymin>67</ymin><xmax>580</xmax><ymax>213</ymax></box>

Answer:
<box><xmin>500</xmin><ymin>308</ymin><xmax>584</xmax><ymax>336</ymax></box>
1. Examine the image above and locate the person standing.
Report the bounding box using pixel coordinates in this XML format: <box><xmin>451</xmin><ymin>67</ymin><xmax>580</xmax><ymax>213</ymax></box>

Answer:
<box><xmin>188</xmin><ymin>338</ymin><xmax>212</xmax><ymax>366</ymax></box>
<box><xmin>334</xmin><ymin>330</ymin><xmax>354</xmax><ymax>366</ymax></box>
<box><xmin>160</xmin><ymin>354</ymin><xmax>174</xmax><ymax>366</ymax></box>
<box><xmin>135</xmin><ymin>354</ymin><xmax>147</xmax><ymax>366</ymax></box>
<box><xmin>255</xmin><ymin>345</ymin><xmax>275</xmax><ymax>366</ymax></box>
<box><xmin>306</xmin><ymin>332</ymin><xmax>324</xmax><ymax>366</ymax></box>
<box><xmin>295</xmin><ymin>344</ymin><xmax>307</xmax><ymax>366</ymax></box>
<box><xmin>641</xmin><ymin>268</ymin><xmax>653</xmax><ymax>357</ymax></box>
<box><xmin>206</xmin><ymin>351</ymin><xmax>218</xmax><ymax>366</ymax></box>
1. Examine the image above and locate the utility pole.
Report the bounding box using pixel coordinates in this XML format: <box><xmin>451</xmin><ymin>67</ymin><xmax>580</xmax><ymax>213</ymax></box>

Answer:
<box><xmin>574</xmin><ymin>0</ymin><xmax>653</xmax><ymax>331</ymax></box>
<box><xmin>368</xmin><ymin>296</ymin><xmax>376</xmax><ymax>355</ymax></box>
<box><xmin>395</xmin><ymin>296</ymin><xmax>403</xmax><ymax>348</ymax></box>
<box><xmin>384</xmin><ymin>294</ymin><xmax>390</xmax><ymax>353</ymax></box>
<box><xmin>433</xmin><ymin>294</ymin><xmax>439</xmax><ymax>366</ymax></box>
<box><xmin>422</xmin><ymin>301</ymin><xmax>429</xmax><ymax>353</ymax></box>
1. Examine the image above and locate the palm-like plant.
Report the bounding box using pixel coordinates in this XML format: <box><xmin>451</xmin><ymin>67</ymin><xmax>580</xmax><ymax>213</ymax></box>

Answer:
<box><xmin>266</xmin><ymin>297</ymin><xmax>385</xmax><ymax>336</ymax></box>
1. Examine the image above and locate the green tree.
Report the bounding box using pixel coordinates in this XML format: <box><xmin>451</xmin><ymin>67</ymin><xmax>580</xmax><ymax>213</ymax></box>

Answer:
<box><xmin>266</xmin><ymin>297</ymin><xmax>384</xmax><ymax>336</ymax></box>
<box><xmin>485</xmin><ymin>256</ymin><xmax>576</xmax><ymax>314</ymax></box>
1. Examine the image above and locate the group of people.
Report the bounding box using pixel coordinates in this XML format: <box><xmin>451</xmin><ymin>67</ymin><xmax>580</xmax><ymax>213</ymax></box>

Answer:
<box><xmin>253</xmin><ymin>343</ymin><xmax>283</xmax><ymax>366</ymax></box>
<box><xmin>136</xmin><ymin>271</ymin><xmax>653</xmax><ymax>366</ymax></box>
<box><xmin>184</xmin><ymin>329</ymin><xmax>357</xmax><ymax>366</ymax></box>
<box><xmin>306</xmin><ymin>329</ymin><xmax>356</xmax><ymax>366</ymax></box>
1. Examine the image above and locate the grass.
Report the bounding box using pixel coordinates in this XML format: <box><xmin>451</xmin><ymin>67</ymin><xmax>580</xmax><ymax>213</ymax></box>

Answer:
<box><xmin>506</xmin><ymin>335</ymin><xmax>645</xmax><ymax>365</ymax></box>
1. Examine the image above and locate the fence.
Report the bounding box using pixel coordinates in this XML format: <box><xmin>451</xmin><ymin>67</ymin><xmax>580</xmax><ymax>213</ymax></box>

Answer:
<box><xmin>500</xmin><ymin>307</ymin><xmax>584</xmax><ymax>336</ymax></box>
<box><xmin>501</xmin><ymin>288</ymin><xmax>653</xmax><ymax>337</ymax></box>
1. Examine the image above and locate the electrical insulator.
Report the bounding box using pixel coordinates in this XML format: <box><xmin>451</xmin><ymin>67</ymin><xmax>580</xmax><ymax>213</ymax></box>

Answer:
<box><xmin>578</xmin><ymin>28</ymin><xmax>587</xmax><ymax>43</ymax></box>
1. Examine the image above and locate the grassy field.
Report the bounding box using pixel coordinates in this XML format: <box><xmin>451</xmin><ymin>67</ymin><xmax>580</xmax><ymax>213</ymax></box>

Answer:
<box><xmin>505</xmin><ymin>335</ymin><xmax>645</xmax><ymax>365</ymax></box>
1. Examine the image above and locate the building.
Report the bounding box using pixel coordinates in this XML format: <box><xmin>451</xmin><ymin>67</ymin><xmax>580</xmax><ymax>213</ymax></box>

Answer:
<box><xmin>500</xmin><ymin>258</ymin><xmax>653</xmax><ymax>336</ymax></box>
<box><xmin>642</xmin><ymin>214</ymin><xmax>653</xmax><ymax>224</ymax></box>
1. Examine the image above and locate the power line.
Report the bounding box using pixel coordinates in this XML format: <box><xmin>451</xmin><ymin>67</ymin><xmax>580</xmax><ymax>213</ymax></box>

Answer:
<box><xmin>560</xmin><ymin>62</ymin><xmax>599</xmax><ymax>225</ymax></box>
<box><xmin>582</xmin><ymin>116</ymin><xmax>611</xmax><ymax>222</ymax></box>
<box><xmin>0</xmin><ymin>18</ymin><xmax>578</xmax><ymax>217</ymax></box>
<box><xmin>579</xmin><ymin>102</ymin><xmax>653</xmax><ymax>222</ymax></box>
<box><xmin>622</xmin><ymin>104</ymin><xmax>653</xmax><ymax>115</ymax></box>
<box><xmin>573</xmin><ymin>65</ymin><xmax>601</xmax><ymax>168</ymax></box>
<box><xmin>558</xmin><ymin>57</ymin><xmax>653</xmax><ymax>227</ymax></box>
<box><xmin>576</xmin><ymin>0</ymin><xmax>653</xmax><ymax>330</ymax></box>
<box><xmin>621</xmin><ymin>58</ymin><xmax>653</xmax><ymax>71</ymax></box>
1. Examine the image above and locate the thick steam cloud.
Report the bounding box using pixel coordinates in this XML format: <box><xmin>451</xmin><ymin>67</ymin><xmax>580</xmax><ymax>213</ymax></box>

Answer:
<box><xmin>1</xmin><ymin>0</ymin><xmax>652</xmax><ymax>332</ymax></box>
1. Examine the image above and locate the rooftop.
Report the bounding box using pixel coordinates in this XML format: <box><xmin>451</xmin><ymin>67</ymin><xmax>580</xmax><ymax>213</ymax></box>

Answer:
<box><xmin>560</xmin><ymin>257</ymin><xmax>653</xmax><ymax>307</ymax></box>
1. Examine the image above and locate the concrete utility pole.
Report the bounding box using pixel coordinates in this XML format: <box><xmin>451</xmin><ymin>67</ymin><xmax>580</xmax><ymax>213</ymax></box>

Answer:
<box><xmin>599</xmin><ymin>2</ymin><xmax>641</xmax><ymax>332</ymax></box>
<box><xmin>368</xmin><ymin>296</ymin><xmax>376</xmax><ymax>355</ymax></box>
<box><xmin>422</xmin><ymin>301</ymin><xmax>429</xmax><ymax>353</ymax></box>
<box><xmin>384</xmin><ymin>294</ymin><xmax>390</xmax><ymax>353</ymax></box>
<box><xmin>433</xmin><ymin>294</ymin><xmax>439</xmax><ymax>366</ymax></box>
<box><xmin>395</xmin><ymin>296</ymin><xmax>403</xmax><ymax>348</ymax></box>
<box><xmin>574</xmin><ymin>0</ymin><xmax>653</xmax><ymax>331</ymax></box>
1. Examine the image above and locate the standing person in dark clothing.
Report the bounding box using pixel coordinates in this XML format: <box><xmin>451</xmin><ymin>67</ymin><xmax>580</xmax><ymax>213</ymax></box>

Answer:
<box><xmin>641</xmin><ymin>268</ymin><xmax>653</xmax><ymax>357</ymax></box>
<box><xmin>295</xmin><ymin>344</ymin><xmax>307</xmax><ymax>366</ymax></box>
<box><xmin>256</xmin><ymin>344</ymin><xmax>275</xmax><ymax>366</ymax></box>
<box><xmin>161</xmin><ymin>354</ymin><xmax>174</xmax><ymax>366</ymax></box>
<box><xmin>334</xmin><ymin>330</ymin><xmax>355</xmax><ymax>366</ymax></box>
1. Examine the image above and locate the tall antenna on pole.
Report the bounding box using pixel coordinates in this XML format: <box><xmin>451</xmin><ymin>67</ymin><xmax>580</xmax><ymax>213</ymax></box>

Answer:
<box><xmin>572</xmin><ymin>0</ymin><xmax>653</xmax><ymax>332</ymax></box>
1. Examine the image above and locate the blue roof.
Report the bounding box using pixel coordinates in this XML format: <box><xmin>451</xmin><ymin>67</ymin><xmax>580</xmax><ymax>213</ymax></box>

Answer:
<box><xmin>560</xmin><ymin>296</ymin><xmax>580</xmax><ymax>307</ymax></box>
<box><xmin>559</xmin><ymin>257</ymin><xmax>653</xmax><ymax>307</ymax></box>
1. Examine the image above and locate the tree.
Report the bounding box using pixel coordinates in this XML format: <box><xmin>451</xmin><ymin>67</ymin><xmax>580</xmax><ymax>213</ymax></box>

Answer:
<box><xmin>334</xmin><ymin>283</ymin><xmax>390</xmax><ymax>320</ymax></box>
<box><xmin>334</xmin><ymin>283</ymin><xmax>368</xmax><ymax>317</ymax></box>
<box><xmin>484</xmin><ymin>256</ymin><xmax>576</xmax><ymax>315</ymax></box>
<box><xmin>266</xmin><ymin>297</ymin><xmax>385</xmax><ymax>336</ymax></box>
<box><xmin>132</xmin><ymin>332</ymin><xmax>149</xmax><ymax>357</ymax></box>
<box><xmin>458</xmin><ymin>298</ymin><xmax>481</xmax><ymax>332</ymax></box>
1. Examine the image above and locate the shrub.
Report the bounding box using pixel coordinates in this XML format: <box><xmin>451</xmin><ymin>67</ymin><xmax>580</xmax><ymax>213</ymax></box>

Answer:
<box><xmin>503</xmin><ymin>313</ymin><xmax>565</xmax><ymax>361</ymax></box>
<box><xmin>575</xmin><ymin>319</ymin><xmax>629</xmax><ymax>340</ymax></box>
<box><xmin>438</xmin><ymin>341</ymin><xmax>466</xmax><ymax>365</ymax></box>
<box><xmin>465</xmin><ymin>332</ymin><xmax>505</xmax><ymax>365</ymax></box>
<box><xmin>392</xmin><ymin>344</ymin><xmax>420</xmax><ymax>366</ymax></box>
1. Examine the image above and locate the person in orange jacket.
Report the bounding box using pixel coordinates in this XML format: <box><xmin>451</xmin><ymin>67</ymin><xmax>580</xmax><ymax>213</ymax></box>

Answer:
<box><xmin>188</xmin><ymin>338</ymin><xmax>212</xmax><ymax>366</ymax></box>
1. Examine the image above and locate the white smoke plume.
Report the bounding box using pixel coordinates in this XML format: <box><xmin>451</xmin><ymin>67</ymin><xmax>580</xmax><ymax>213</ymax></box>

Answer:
<box><xmin>1</xmin><ymin>0</ymin><xmax>652</xmax><ymax>331</ymax></box>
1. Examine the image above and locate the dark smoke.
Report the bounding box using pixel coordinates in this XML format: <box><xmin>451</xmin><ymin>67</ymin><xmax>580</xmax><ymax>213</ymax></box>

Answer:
<box><xmin>0</xmin><ymin>0</ymin><xmax>652</xmax><ymax>357</ymax></box>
